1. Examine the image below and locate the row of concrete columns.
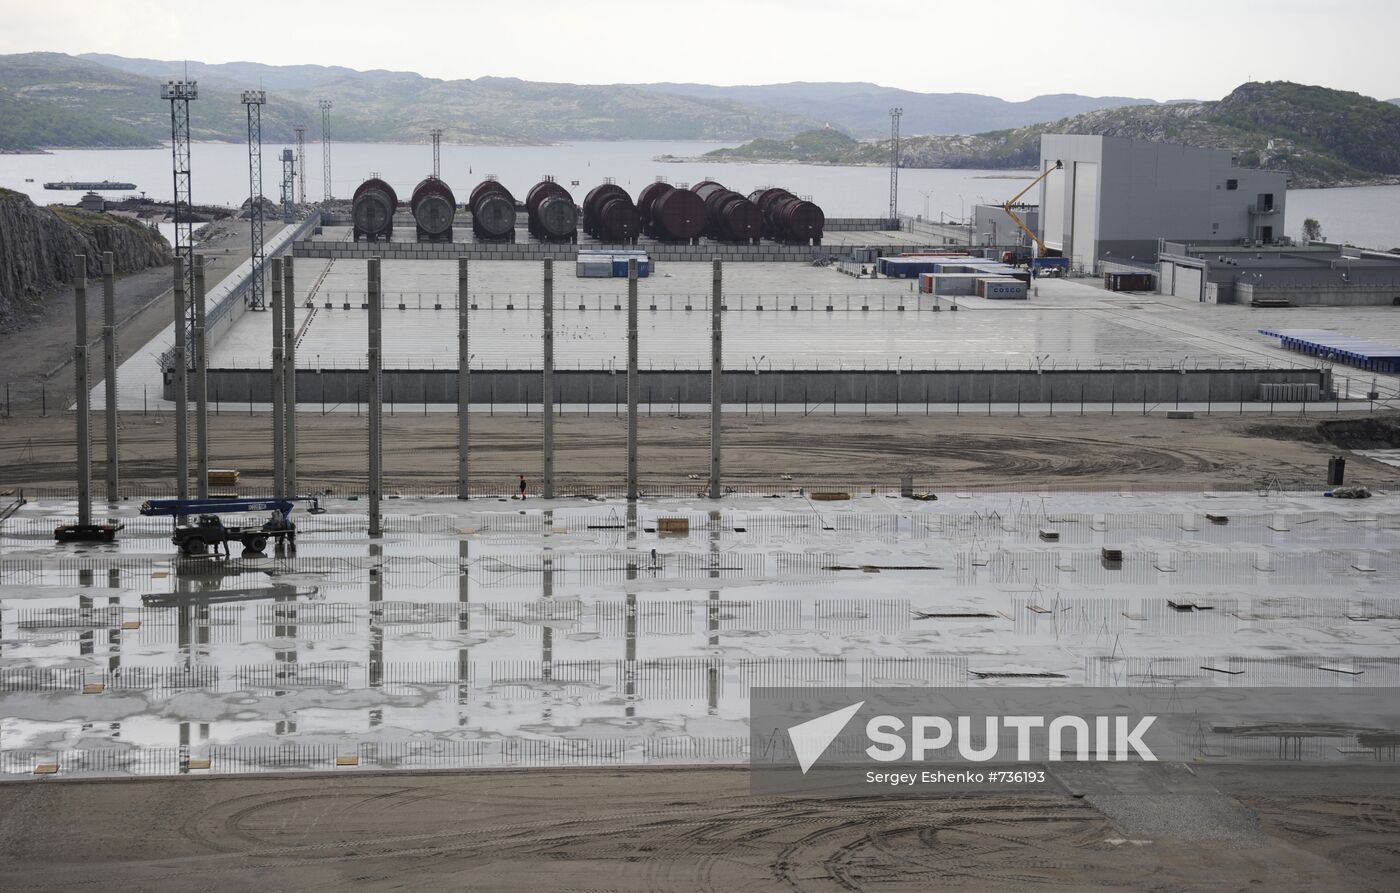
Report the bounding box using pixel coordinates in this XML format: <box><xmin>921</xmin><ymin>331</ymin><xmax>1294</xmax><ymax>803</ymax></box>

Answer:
<box><xmin>71</xmin><ymin>253</ymin><xmax>137</xmax><ymax>518</ymax></box>
<box><xmin>70</xmin><ymin>250</ymin><xmax>720</xmax><ymax>530</ymax></box>
<box><xmin>363</xmin><ymin>256</ymin><xmax>724</xmax><ymax>536</ymax></box>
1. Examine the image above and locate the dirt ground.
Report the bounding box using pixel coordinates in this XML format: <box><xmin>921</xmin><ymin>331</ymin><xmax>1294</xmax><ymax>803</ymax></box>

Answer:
<box><xmin>0</xmin><ymin>766</ymin><xmax>1395</xmax><ymax>892</ymax></box>
<box><xmin>1</xmin><ymin>407</ymin><xmax>1396</xmax><ymax>495</ymax></box>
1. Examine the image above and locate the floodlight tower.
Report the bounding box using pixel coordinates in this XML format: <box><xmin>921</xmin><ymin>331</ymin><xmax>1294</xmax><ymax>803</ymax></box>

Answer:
<box><xmin>294</xmin><ymin>124</ymin><xmax>306</xmax><ymax>204</ymax></box>
<box><xmin>319</xmin><ymin>100</ymin><xmax>333</xmax><ymax>200</ymax></box>
<box><xmin>161</xmin><ymin>79</ymin><xmax>198</xmax><ymax>332</ymax></box>
<box><xmin>430</xmin><ymin>128</ymin><xmax>443</xmax><ymax>178</ymax></box>
<box><xmin>888</xmin><ymin>107</ymin><xmax>902</xmax><ymax>226</ymax></box>
<box><xmin>281</xmin><ymin>148</ymin><xmax>296</xmax><ymax>223</ymax></box>
<box><xmin>242</xmin><ymin>90</ymin><xmax>267</xmax><ymax>311</ymax></box>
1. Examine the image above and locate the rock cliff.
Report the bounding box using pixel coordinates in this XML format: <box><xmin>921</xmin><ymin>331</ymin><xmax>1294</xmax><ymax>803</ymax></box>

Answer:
<box><xmin>0</xmin><ymin>188</ymin><xmax>171</xmax><ymax>329</ymax></box>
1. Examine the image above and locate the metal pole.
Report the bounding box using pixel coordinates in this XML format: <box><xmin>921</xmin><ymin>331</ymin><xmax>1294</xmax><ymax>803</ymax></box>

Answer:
<box><xmin>542</xmin><ymin>258</ymin><xmax>555</xmax><ymax>498</ymax></box>
<box><xmin>101</xmin><ymin>252</ymin><xmax>119</xmax><ymax>503</ymax></box>
<box><xmin>457</xmin><ymin>257</ymin><xmax>470</xmax><ymax>498</ymax></box>
<box><xmin>193</xmin><ymin>255</ymin><xmax>209</xmax><ymax>498</ymax></box>
<box><xmin>626</xmin><ymin>258</ymin><xmax>639</xmax><ymax>501</ymax></box>
<box><xmin>368</xmin><ymin>258</ymin><xmax>383</xmax><ymax>537</ymax></box>
<box><xmin>73</xmin><ymin>256</ymin><xmax>92</xmax><ymax>527</ymax></box>
<box><xmin>709</xmin><ymin>259</ymin><xmax>722</xmax><ymax>500</ymax></box>
<box><xmin>283</xmin><ymin>257</ymin><xmax>297</xmax><ymax>494</ymax></box>
<box><xmin>270</xmin><ymin>257</ymin><xmax>286</xmax><ymax>496</ymax></box>
<box><xmin>172</xmin><ymin>256</ymin><xmax>189</xmax><ymax>500</ymax></box>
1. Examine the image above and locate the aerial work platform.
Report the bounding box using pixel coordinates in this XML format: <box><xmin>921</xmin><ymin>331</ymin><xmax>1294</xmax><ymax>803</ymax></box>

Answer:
<box><xmin>1260</xmin><ymin>328</ymin><xmax>1400</xmax><ymax>373</ymax></box>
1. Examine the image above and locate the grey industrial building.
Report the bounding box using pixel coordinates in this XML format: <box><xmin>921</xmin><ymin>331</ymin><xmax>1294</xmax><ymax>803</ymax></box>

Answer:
<box><xmin>1157</xmin><ymin>241</ymin><xmax>1400</xmax><ymax>306</ymax></box>
<box><xmin>1037</xmin><ymin>134</ymin><xmax>1289</xmax><ymax>272</ymax></box>
<box><xmin>971</xmin><ymin>203</ymin><xmax>1038</xmax><ymax>248</ymax></box>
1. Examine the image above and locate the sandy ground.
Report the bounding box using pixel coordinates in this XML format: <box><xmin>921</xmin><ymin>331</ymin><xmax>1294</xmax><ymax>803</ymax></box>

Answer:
<box><xmin>1</xmin><ymin>766</ymin><xmax>1395</xmax><ymax>892</ymax></box>
<box><xmin>1</xmin><ymin>409</ymin><xmax>1396</xmax><ymax>495</ymax></box>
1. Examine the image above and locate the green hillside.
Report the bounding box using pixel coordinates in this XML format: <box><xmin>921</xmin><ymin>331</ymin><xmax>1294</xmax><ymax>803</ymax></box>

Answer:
<box><xmin>0</xmin><ymin>53</ymin><xmax>820</xmax><ymax>149</ymax></box>
<box><xmin>704</xmin><ymin>82</ymin><xmax>1400</xmax><ymax>187</ymax></box>
<box><xmin>0</xmin><ymin>86</ymin><xmax>154</xmax><ymax>150</ymax></box>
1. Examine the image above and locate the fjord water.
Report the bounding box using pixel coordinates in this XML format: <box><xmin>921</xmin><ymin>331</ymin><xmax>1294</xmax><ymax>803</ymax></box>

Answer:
<box><xmin>1</xmin><ymin>140</ymin><xmax>1396</xmax><ymax>250</ymax></box>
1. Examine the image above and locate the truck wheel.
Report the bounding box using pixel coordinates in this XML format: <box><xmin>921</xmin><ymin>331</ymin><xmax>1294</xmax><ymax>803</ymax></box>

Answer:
<box><xmin>184</xmin><ymin>539</ymin><xmax>208</xmax><ymax>556</ymax></box>
<box><xmin>247</xmin><ymin>536</ymin><xmax>268</xmax><ymax>553</ymax></box>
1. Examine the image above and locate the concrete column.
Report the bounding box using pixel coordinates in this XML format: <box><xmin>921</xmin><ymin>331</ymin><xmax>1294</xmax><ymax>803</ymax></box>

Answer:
<box><xmin>101</xmin><ymin>252</ymin><xmax>119</xmax><ymax>503</ymax></box>
<box><xmin>542</xmin><ymin>258</ymin><xmax>554</xmax><ymax>499</ymax></box>
<box><xmin>709</xmin><ymin>259</ymin><xmax>722</xmax><ymax>500</ymax></box>
<box><xmin>270</xmin><ymin>258</ymin><xmax>286</xmax><ymax>496</ymax></box>
<box><xmin>367</xmin><ymin>258</ymin><xmax>383</xmax><ymax>538</ymax></box>
<box><xmin>73</xmin><ymin>256</ymin><xmax>92</xmax><ymax>527</ymax></box>
<box><xmin>193</xmin><ymin>255</ymin><xmax>208</xmax><ymax>499</ymax></box>
<box><xmin>283</xmin><ymin>257</ymin><xmax>297</xmax><ymax>494</ymax></box>
<box><xmin>457</xmin><ymin>257</ymin><xmax>470</xmax><ymax>499</ymax></box>
<box><xmin>626</xmin><ymin>258</ymin><xmax>639</xmax><ymax>501</ymax></box>
<box><xmin>172</xmin><ymin>256</ymin><xmax>189</xmax><ymax>500</ymax></box>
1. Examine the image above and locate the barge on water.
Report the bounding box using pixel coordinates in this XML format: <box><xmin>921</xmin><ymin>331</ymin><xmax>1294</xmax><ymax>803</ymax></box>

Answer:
<box><xmin>43</xmin><ymin>180</ymin><xmax>138</xmax><ymax>191</ymax></box>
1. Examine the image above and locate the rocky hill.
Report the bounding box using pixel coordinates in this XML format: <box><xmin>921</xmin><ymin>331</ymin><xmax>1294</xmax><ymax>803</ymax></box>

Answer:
<box><xmin>0</xmin><ymin>189</ymin><xmax>171</xmax><ymax>329</ymax></box>
<box><xmin>702</xmin><ymin>82</ymin><xmax>1400</xmax><ymax>187</ymax></box>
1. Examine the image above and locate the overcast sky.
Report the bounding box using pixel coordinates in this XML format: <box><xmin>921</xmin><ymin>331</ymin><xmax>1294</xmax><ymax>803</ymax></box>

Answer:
<box><xmin>2</xmin><ymin>0</ymin><xmax>1397</xmax><ymax>102</ymax></box>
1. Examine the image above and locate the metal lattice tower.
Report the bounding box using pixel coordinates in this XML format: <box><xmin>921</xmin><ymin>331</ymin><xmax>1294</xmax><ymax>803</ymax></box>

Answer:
<box><xmin>280</xmin><ymin>148</ymin><xmax>296</xmax><ymax>223</ymax></box>
<box><xmin>430</xmin><ymin>128</ymin><xmax>443</xmax><ymax>178</ymax></box>
<box><xmin>294</xmin><ymin>125</ymin><xmax>306</xmax><ymax>204</ymax></box>
<box><xmin>161</xmin><ymin>80</ymin><xmax>198</xmax><ymax>339</ymax></box>
<box><xmin>242</xmin><ymin>91</ymin><xmax>267</xmax><ymax>311</ymax></box>
<box><xmin>888</xmin><ymin>107</ymin><xmax>902</xmax><ymax>225</ymax></box>
<box><xmin>319</xmin><ymin>100</ymin><xmax>333</xmax><ymax>200</ymax></box>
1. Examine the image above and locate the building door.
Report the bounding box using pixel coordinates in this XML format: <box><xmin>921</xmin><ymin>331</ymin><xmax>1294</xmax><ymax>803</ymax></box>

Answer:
<box><xmin>1041</xmin><ymin>160</ymin><xmax>1065</xmax><ymax>252</ymax></box>
<box><xmin>1259</xmin><ymin>225</ymin><xmax>1273</xmax><ymax>243</ymax></box>
<box><xmin>1070</xmin><ymin>161</ymin><xmax>1099</xmax><ymax>271</ymax></box>
<box><xmin>1172</xmin><ymin>265</ymin><xmax>1203</xmax><ymax>301</ymax></box>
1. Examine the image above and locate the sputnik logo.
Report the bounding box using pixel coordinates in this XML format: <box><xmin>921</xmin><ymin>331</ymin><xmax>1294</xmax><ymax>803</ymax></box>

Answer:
<box><xmin>787</xmin><ymin>701</ymin><xmax>864</xmax><ymax>774</ymax></box>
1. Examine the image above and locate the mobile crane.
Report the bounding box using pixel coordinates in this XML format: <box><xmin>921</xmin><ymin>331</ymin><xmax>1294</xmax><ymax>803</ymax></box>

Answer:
<box><xmin>1001</xmin><ymin>160</ymin><xmax>1068</xmax><ymax>276</ymax></box>
<box><xmin>139</xmin><ymin>497</ymin><xmax>325</xmax><ymax>557</ymax></box>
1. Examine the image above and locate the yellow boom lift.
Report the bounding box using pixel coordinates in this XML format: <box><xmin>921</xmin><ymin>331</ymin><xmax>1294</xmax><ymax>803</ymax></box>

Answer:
<box><xmin>1003</xmin><ymin>159</ymin><xmax>1062</xmax><ymax>259</ymax></box>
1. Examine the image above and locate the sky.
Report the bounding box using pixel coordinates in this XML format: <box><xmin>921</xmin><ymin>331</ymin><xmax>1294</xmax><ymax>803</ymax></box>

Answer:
<box><xmin>1</xmin><ymin>0</ymin><xmax>1398</xmax><ymax>102</ymax></box>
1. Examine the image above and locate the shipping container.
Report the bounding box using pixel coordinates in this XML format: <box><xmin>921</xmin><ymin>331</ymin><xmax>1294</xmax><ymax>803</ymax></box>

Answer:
<box><xmin>920</xmin><ymin>273</ymin><xmax>982</xmax><ymax>296</ymax></box>
<box><xmin>576</xmin><ymin>260</ymin><xmax>613</xmax><ymax>278</ymax></box>
<box><xmin>575</xmin><ymin>253</ymin><xmax>651</xmax><ymax>278</ymax></box>
<box><xmin>976</xmin><ymin>277</ymin><xmax>1029</xmax><ymax>300</ymax></box>
<box><xmin>1104</xmin><ymin>271</ymin><xmax>1155</xmax><ymax>291</ymax></box>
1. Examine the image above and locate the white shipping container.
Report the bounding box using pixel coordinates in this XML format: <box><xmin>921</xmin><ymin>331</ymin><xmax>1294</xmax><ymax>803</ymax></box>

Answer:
<box><xmin>925</xmin><ymin>273</ymin><xmax>982</xmax><ymax>296</ymax></box>
<box><xmin>977</xmin><ymin>277</ymin><xmax>1028</xmax><ymax>300</ymax></box>
<box><xmin>575</xmin><ymin>260</ymin><xmax>613</xmax><ymax>278</ymax></box>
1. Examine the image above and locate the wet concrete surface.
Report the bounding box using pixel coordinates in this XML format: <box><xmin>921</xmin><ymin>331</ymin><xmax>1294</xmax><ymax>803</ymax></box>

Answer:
<box><xmin>3</xmin><ymin>489</ymin><xmax>1399</xmax><ymax>778</ymax></box>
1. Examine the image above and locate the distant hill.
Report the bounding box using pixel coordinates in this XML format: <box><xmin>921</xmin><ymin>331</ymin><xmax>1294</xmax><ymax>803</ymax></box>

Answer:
<box><xmin>0</xmin><ymin>53</ymin><xmax>821</xmax><ymax>149</ymax></box>
<box><xmin>702</xmin><ymin>82</ymin><xmax>1400</xmax><ymax>187</ymax></box>
<box><xmin>631</xmin><ymin>81</ymin><xmax>1162</xmax><ymax>137</ymax></box>
<box><xmin>0</xmin><ymin>85</ymin><xmax>153</xmax><ymax>150</ymax></box>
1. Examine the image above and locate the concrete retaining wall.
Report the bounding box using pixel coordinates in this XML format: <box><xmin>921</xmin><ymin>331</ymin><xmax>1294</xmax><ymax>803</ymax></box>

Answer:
<box><xmin>292</xmin><ymin>239</ymin><xmax>945</xmax><ymax>264</ymax></box>
<box><xmin>1238</xmin><ymin>283</ymin><xmax>1400</xmax><ymax>307</ymax></box>
<box><xmin>183</xmin><ymin>367</ymin><xmax>1330</xmax><ymax>406</ymax></box>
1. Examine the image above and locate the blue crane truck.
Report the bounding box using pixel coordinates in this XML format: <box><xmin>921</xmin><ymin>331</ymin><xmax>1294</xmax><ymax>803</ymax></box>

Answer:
<box><xmin>139</xmin><ymin>497</ymin><xmax>324</xmax><ymax>556</ymax></box>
